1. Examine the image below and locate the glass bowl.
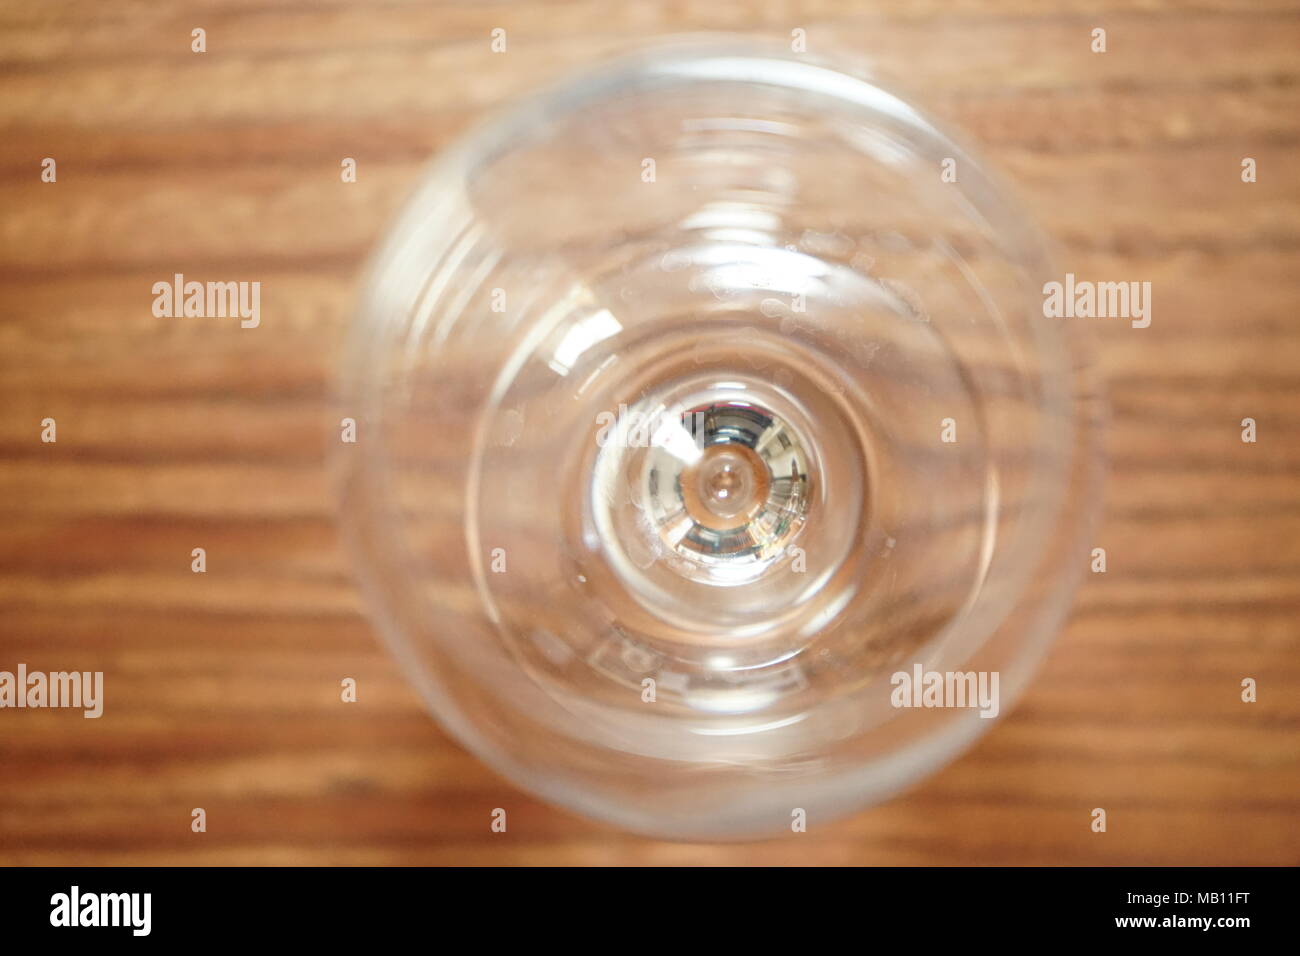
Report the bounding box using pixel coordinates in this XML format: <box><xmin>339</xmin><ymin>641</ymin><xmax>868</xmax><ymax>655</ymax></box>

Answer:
<box><xmin>336</xmin><ymin>37</ymin><xmax>1104</xmax><ymax>840</ymax></box>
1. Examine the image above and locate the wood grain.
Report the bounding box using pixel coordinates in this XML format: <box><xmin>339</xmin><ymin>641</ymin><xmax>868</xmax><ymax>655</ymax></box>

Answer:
<box><xmin>1</xmin><ymin>0</ymin><xmax>1298</xmax><ymax>865</ymax></box>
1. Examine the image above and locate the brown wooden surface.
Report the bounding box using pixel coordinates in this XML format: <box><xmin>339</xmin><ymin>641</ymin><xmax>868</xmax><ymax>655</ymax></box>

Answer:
<box><xmin>1</xmin><ymin>0</ymin><xmax>1298</xmax><ymax>865</ymax></box>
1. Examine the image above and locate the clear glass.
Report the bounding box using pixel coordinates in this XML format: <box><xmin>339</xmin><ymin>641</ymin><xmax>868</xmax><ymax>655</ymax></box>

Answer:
<box><xmin>336</xmin><ymin>38</ymin><xmax>1104</xmax><ymax>840</ymax></box>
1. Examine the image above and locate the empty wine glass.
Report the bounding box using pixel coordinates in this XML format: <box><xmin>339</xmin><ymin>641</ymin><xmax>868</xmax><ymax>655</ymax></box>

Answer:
<box><xmin>336</xmin><ymin>38</ymin><xmax>1103</xmax><ymax>839</ymax></box>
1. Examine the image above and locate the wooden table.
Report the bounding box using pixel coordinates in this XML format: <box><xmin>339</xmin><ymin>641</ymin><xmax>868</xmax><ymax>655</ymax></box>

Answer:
<box><xmin>1</xmin><ymin>0</ymin><xmax>1297</xmax><ymax>865</ymax></box>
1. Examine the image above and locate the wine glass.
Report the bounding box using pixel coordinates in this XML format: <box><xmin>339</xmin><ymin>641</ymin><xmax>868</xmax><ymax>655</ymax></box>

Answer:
<box><xmin>336</xmin><ymin>38</ymin><xmax>1103</xmax><ymax>839</ymax></box>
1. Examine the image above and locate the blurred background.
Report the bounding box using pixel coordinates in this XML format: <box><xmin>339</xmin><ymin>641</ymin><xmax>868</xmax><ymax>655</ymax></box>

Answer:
<box><xmin>1</xmin><ymin>0</ymin><xmax>1297</xmax><ymax>864</ymax></box>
